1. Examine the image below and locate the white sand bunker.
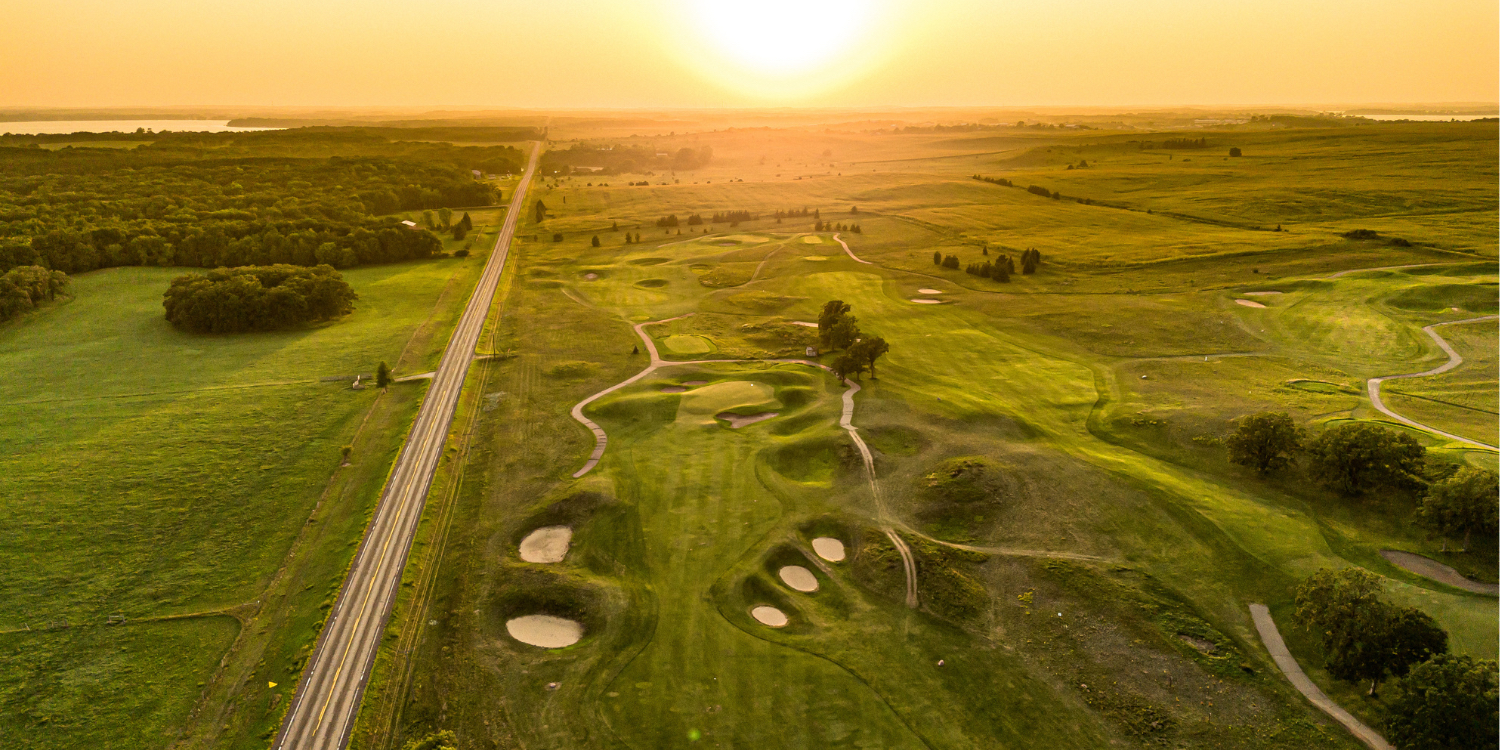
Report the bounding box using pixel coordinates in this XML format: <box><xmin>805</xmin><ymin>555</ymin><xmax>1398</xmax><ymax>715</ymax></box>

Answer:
<box><xmin>1235</xmin><ymin>299</ymin><xmax>1267</xmax><ymax>308</ymax></box>
<box><xmin>812</xmin><ymin>537</ymin><xmax>846</xmax><ymax>562</ymax></box>
<box><xmin>519</xmin><ymin>526</ymin><xmax>573</xmax><ymax>563</ymax></box>
<box><xmin>779</xmin><ymin>566</ymin><xmax>819</xmax><ymax>592</ymax></box>
<box><xmin>583</xmin><ymin>273</ymin><xmax>598</xmax><ymax>281</ymax></box>
<box><xmin>751</xmin><ymin>606</ymin><xmax>788</xmax><ymax>628</ymax></box>
<box><xmin>1242</xmin><ymin>291</ymin><xmax>1282</xmax><ymax>296</ymax></box>
<box><xmin>506</xmin><ymin>615</ymin><xmax>582</xmax><ymax>648</ymax></box>
<box><xmin>910</xmin><ymin>299</ymin><xmax>943</xmax><ymax>304</ymax></box>
<box><xmin>917</xmin><ymin>288</ymin><xmax>943</xmax><ymax>294</ymax></box>
<box><xmin>660</xmin><ymin>386</ymin><xmax>687</xmax><ymax>393</ymax></box>
<box><xmin>719</xmin><ymin>412</ymin><xmax>778</xmax><ymax>428</ymax></box>
<box><xmin>790</xmin><ymin>321</ymin><xmax>818</xmax><ymax>327</ymax></box>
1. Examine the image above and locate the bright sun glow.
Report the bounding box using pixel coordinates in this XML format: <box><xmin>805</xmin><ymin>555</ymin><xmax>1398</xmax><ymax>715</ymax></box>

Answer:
<box><xmin>676</xmin><ymin>0</ymin><xmax>891</xmax><ymax>99</ymax></box>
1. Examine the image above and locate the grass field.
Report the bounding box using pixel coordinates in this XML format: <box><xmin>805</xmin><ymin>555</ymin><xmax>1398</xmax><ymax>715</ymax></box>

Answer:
<box><xmin>0</xmin><ymin>244</ymin><xmax>496</xmax><ymax>748</ymax></box>
<box><xmin>376</xmin><ymin>119</ymin><xmax>1496</xmax><ymax>750</ymax></box>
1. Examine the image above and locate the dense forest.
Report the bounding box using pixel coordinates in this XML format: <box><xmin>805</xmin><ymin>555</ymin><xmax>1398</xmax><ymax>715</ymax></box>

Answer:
<box><xmin>162</xmin><ymin>264</ymin><xmax>358</xmax><ymax>333</ymax></box>
<box><xmin>0</xmin><ymin>265</ymin><xmax>69</xmax><ymax>323</ymax></box>
<box><xmin>540</xmin><ymin>143</ymin><xmax>713</xmax><ymax>175</ymax></box>
<box><xmin>0</xmin><ymin>129</ymin><xmax>523</xmax><ymax>275</ymax></box>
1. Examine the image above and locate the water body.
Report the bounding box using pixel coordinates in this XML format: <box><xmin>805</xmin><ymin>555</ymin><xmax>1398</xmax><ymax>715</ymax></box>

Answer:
<box><xmin>0</xmin><ymin>119</ymin><xmax>280</xmax><ymax>135</ymax></box>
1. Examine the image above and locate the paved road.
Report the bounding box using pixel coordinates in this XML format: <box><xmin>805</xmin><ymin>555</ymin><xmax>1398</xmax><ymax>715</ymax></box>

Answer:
<box><xmin>1249</xmin><ymin>604</ymin><xmax>1394</xmax><ymax>750</ymax></box>
<box><xmin>273</xmin><ymin>144</ymin><xmax>538</xmax><ymax>750</ymax></box>
<box><xmin>1366</xmin><ymin>315</ymin><xmax>1498</xmax><ymax>450</ymax></box>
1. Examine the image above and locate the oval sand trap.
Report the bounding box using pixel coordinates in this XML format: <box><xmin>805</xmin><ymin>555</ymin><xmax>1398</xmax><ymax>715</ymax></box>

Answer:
<box><xmin>519</xmin><ymin>526</ymin><xmax>572</xmax><ymax>563</ymax></box>
<box><xmin>910</xmin><ymin>299</ymin><xmax>943</xmax><ymax>304</ymax></box>
<box><xmin>779</xmin><ymin>566</ymin><xmax>819</xmax><ymax>592</ymax></box>
<box><xmin>506</xmin><ymin>615</ymin><xmax>582</xmax><ymax>648</ymax></box>
<box><xmin>812</xmin><ymin>537</ymin><xmax>846</xmax><ymax>562</ymax></box>
<box><xmin>1242</xmin><ymin>291</ymin><xmax>1282</xmax><ymax>296</ymax></box>
<box><xmin>790</xmin><ymin>321</ymin><xmax>818</xmax><ymax>327</ymax></box>
<box><xmin>917</xmin><ymin>288</ymin><xmax>943</xmax><ymax>294</ymax></box>
<box><xmin>751</xmin><ymin>606</ymin><xmax>788</xmax><ymax>628</ymax></box>
<box><xmin>719</xmin><ymin>411</ymin><xmax>778</xmax><ymax>428</ymax></box>
<box><xmin>1235</xmin><ymin>299</ymin><xmax>1267</xmax><ymax>308</ymax></box>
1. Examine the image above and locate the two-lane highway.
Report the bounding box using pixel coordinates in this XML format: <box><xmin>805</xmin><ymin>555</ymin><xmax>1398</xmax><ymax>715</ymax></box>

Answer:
<box><xmin>274</xmin><ymin>143</ymin><xmax>539</xmax><ymax>750</ymax></box>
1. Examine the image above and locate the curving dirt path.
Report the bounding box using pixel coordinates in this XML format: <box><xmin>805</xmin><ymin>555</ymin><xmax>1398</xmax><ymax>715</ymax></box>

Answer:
<box><xmin>831</xmin><ymin>232</ymin><xmax>873</xmax><ymax>265</ymax></box>
<box><xmin>1249</xmin><ymin>604</ymin><xmax>1394</xmax><ymax>750</ymax></box>
<box><xmin>1380</xmin><ymin>550</ymin><xmax>1499</xmax><ymax>596</ymax></box>
<box><xmin>567</xmin><ymin>314</ymin><xmax>919</xmax><ymax>608</ymax></box>
<box><xmin>1366</xmin><ymin>316</ymin><xmax>1498</xmax><ymax>450</ymax></box>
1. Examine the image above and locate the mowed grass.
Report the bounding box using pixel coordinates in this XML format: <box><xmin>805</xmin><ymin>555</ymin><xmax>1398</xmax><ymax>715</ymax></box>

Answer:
<box><xmin>0</xmin><ymin>254</ymin><xmax>484</xmax><ymax>748</ymax></box>
<box><xmin>389</xmin><ymin>122</ymin><xmax>1495</xmax><ymax>750</ymax></box>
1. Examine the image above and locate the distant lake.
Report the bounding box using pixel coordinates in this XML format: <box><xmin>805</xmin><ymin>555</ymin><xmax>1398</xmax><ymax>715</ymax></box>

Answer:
<box><xmin>1356</xmin><ymin>114</ymin><xmax>1493</xmax><ymax>122</ymax></box>
<box><xmin>0</xmin><ymin>119</ymin><xmax>280</xmax><ymax>135</ymax></box>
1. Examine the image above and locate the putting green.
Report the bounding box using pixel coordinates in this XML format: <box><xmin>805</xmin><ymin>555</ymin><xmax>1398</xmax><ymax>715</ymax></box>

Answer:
<box><xmin>800</xmin><ymin>236</ymin><xmax>822</xmax><ymax>244</ymax></box>
<box><xmin>676</xmin><ymin>381</ymin><xmax>779</xmax><ymax>425</ymax></box>
<box><xmin>661</xmin><ymin>334</ymin><xmax>714</xmax><ymax>355</ymax></box>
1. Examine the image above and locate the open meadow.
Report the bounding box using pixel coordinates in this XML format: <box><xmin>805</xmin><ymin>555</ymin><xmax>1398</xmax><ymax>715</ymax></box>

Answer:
<box><xmin>373</xmin><ymin>119</ymin><xmax>1497</xmax><ymax>749</ymax></box>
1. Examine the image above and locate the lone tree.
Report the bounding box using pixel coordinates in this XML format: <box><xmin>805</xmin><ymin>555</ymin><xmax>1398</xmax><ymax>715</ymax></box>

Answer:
<box><xmin>533</xmin><ymin>199</ymin><xmax>547</xmax><ymax>223</ymax></box>
<box><xmin>850</xmin><ymin>336</ymin><xmax>890</xmax><ymax>378</ymax></box>
<box><xmin>1227</xmin><ymin>412</ymin><xmax>1303</xmax><ymax>473</ymax></box>
<box><xmin>591</xmin><ymin>235</ymin><xmax>601</xmax><ymax>247</ymax></box>
<box><xmin>438</xmin><ymin>207</ymin><xmax>453</xmax><ymax>228</ymax></box>
<box><xmin>1418</xmin><ymin>468</ymin><xmax>1499</xmax><ymax>552</ymax></box>
<box><xmin>818</xmin><ymin>300</ymin><xmax>852</xmax><ymax>345</ymax></box>
<box><xmin>1295</xmin><ymin>568</ymin><xmax>1448</xmax><ymax>696</ymax></box>
<box><xmin>376</xmin><ymin>361</ymin><xmax>391</xmax><ymax>388</ymax></box>
<box><xmin>1384</xmin><ymin>654</ymin><xmax>1499</xmax><ymax>750</ymax></box>
<box><xmin>933</xmin><ymin>251</ymin><xmax>943</xmax><ymax>266</ymax></box>
<box><xmin>1306</xmin><ymin>422</ymin><xmax>1425</xmax><ymax>497</ymax></box>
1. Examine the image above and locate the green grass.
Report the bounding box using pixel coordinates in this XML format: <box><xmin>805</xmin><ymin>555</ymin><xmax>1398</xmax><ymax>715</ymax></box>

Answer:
<box><xmin>0</xmin><ymin>251</ymin><xmax>491</xmax><ymax>749</ymax></box>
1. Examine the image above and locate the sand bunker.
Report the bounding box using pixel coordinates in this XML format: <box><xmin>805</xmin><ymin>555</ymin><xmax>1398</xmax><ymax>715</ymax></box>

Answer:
<box><xmin>1235</xmin><ymin>299</ymin><xmax>1267</xmax><ymax>308</ymax></box>
<box><xmin>812</xmin><ymin>537</ymin><xmax>846</xmax><ymax>562</ymax></box>
<box><xmin>803</xmin><ymin>256</ymin><xmax>830</xmax><ymax>261</ymax></box>
<box><xmin>779</xmin><ymin>566</ymin><xmax>819</xmax><ymax>592</ymax></box>
<box><xmin>519</xmin><ymin>526</ymin><xmax>573</xmax><ymax>563</ymax></box>
<box><xmin>750</xmin><ymin>606</ymin><xmax>788</xmax><ymax>628</ymax></box>
<box><xmin>910</xmin><ymin>299</ymin><xmax>943</xmax><ymax>304</ymax></box>
<box><xmin>719</xmin><ymin>412</ymin><xmax>778</xmax><ymax>428</ymax></box>
<box><xmin>917</xmin><ymin>288</ymin><xmax>943</xmax><ymax>294</ymax></box>
<box><xmin>660</xmin><ymin>386</ymin><xmax>687</xmax><ymax>393</ymax></box>
<box><xmin>790</xmin><ymin>321</ymin><xmax>818</xmax><ymax>327</ymax></box>
<box><xmin>1242</xmin><ymin>291</ymin><xmax>1282</xmax><ymax>296</ymax></box>
<box><xmin>582</xmin><ymin>273</ymin><xmax>598</xmax><ymax>281</ymax></box>
<box><xmin>506</xmin><ymin>615</ymin><xmax>583</xmax><ymax>648</ymax></box>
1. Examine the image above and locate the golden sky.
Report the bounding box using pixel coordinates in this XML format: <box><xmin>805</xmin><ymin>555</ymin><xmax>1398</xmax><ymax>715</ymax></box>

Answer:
<box><xmin>3</xmin><ymin>0</ymin><xmax>1496</xmax><ymax>108</ymax></box>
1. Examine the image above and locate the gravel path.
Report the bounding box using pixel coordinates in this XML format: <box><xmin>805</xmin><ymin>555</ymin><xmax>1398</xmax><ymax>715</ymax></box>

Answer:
<box><xmin>1380</xmin><ymin>550</ymin><xmax>1499</xmax><ymax>596</ymax></box>
<box><xmin>1366</xmin><ymin>315</ymin><xmax>1498</xmax><ymax>450</ymax></box>
<box><xmin>1249</xmin><ymin>604</ymin><xmax>1394</xmax><ymax>750</ymax></box>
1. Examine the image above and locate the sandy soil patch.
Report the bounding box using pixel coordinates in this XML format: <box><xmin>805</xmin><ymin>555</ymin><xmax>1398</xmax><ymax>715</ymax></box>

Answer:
<box><xmin>790</xmin><ymin>321</ymin><xmax>818</xmax><ymax>327</ymax></box>
<box><xmin>506</xmin><ymin>615</ymin><xmax>583</xmax><ymax>648</ymax></box>
<box><xmin>751</xmin><ymin>606</ymin><xmax>788</xmax><ymax>627</ymax></box>
<box><xmin>1242</xmin><ymin>291</ymin><xmax>1282</xmax><ymax>296</ymax></box>
<box><xmin>519</xmin><ymin>526</ymin><xmax>573</xmax><ymax>563</ymax></box>
<box><xmin>812</xmin><ymin>537</ymin><xmax>846</xmax><ymax>562</ymax></box>
<box><xmin>1235</xmin><ymin>299</ymin><xmax>1267</xmax><ymax>308</ymax></box>
<box><xmin>778</xmin><ymin>566</ymin><xmax>819</xmax><ymax>592</ymax></box>
<box><xmin>917</xmin><ymin>289</ymin><xmax>943</xmax><ymax>294</ymax></box>
<box><xmin>718</xmin><ymin>411</ymin><xmax>778</xmax><ymax>428</ymax></box>
<box><xmin>660</xmin><ymin>386</ymin><xmax>687</xmax><ymax>393</ymax></box>
<box><xmin>583</xmin><ymin>273</ymin><xmax>598</xmax><ymax>281</ymax></box>
<box><xmin>803</xmin><ymin>256</ymin><xmax>830</xmax><ymax>262</ymax></box>
<box><xmin>910</xmin><ymin>299</ymin><xmax>943</xmax><ymax>304</ymax></box>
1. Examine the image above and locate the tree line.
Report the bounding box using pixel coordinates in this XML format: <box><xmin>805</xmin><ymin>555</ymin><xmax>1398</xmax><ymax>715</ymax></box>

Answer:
<box><xmin>162</xmin><ymin>264</ymin><xmax>358</xmax><ymax>333</ymax></box>
<box><xmin>539</xmin><ymin>143</ymin><xmax>713</xmax><ymax>176</ymax></box>
<box><xmin>0</xmin><ymin>129</ymin><xmax>510</xmax><ymax>276</ymax></box>
<box><xmin>0</xmin><ymin>265</ymin><xmax>69</xmax><ymax>324</ymax></box>
<box><xmin>817</xmin><ymin>300</ymin><xmax>890</xmax><ymax>381</ymax></box>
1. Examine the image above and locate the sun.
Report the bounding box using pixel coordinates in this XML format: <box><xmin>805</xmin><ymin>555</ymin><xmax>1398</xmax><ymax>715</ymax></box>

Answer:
<box><xmin>676</xmin><ymin>0</ymin><xmax>892</xmax><ymax>99</ymax></box>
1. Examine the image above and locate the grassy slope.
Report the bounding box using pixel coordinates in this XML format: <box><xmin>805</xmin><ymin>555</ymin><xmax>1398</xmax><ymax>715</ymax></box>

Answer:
<box><xmin>0</xmin><ymin>246</ymin><xmax>489</xmax><ymax>748</ymax></box>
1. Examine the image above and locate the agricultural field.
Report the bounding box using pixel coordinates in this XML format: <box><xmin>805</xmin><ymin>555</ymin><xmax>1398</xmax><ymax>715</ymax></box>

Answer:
<box><xmin>0</xmin><ymin>233</ymin><xmax>497</xmax><ymax>749</ymax></box>
<box><xmin>374</xmin><ymin>120</ymin><xmax>1497</xmax><ymax>750</ymax></box>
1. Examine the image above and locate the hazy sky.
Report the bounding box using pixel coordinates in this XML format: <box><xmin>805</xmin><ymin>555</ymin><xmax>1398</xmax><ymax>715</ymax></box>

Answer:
<box><xmin>3</xmin><ymin>0</ymin><xmax>1495</xmax><ymax>108</ymax></box>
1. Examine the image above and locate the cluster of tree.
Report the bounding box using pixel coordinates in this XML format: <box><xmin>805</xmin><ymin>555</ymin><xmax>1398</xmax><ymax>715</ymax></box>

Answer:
<box><xmin>709</xmin><ymin>210</ymin><xmax>756</xmax><ymax>225</ymax></box>
<box><xmin>1065</xmin><ymin>160</ymin><xmax>1090</xmax><ymax>170</ymax></box>
<box><xmin>935</xmin><ymin>253</ymin><xmax>960</xmax><ymax>269</ymax></box>
<box><xmin>1295</xmin><ymin>569</ymin><xmax>1498</xmax><ymax>749</ymax></box>
<box><xmin>817</xmin><ymin>300</ymin><xmax>890</xmax><ymax>381</ymax></box>
<box><xmin>0</xmin><ymin>265</ymin><xmax>69</xmax><ymax>323</ymax></box>
<box><xmin>450</xmin><ymin>212</ymin><xmax>473</xmax><ymax>240</ymax></box>
<box><xmin>0</xmin><ymin>129</ymin><xmax>503</xmax><ymax>275</ymax></box>
<box><xmin>773</xmin><ymin>208</ymin><xmax>817</xmax><ymax>220</ymax></box>
<box><xmin>965</xmin><ymin>257</ymin><xmax>1011</xmax><ymax>282</ymax></box>
<box><xmin>1019</xmin><ymin>248</ymin><xmax>1042</xmax><ymax>274</ymax></box>
<box><xmin>814</xmin><ymin>220</ymin><xmax>861</xmax><ymax>233</ymax></box>
<box><xmin>1228</xmin><ymin>414</ymin><xmax>1498</xmax><ymax>549</ymax></box>
<box><xmin>1027</xmin><ymin>184</ymin><xmax>1061</xmax><ymax>199</ymax></box>
<box><xmin>1139</xmin><ymin>137</ymin><xmax>1210</xmax><ymax>150</ymax></box>
<box><xmin>538</xmin><ymin>143</ymin><xmax>712</xmax><ymax>175</ymax></box>
<box><xmin>972</xmin><ymin>175</ymin><xmax>1015</xmax><ymax>187</ymax></box>
<box><xmin>162</xmin><ymin>264</ymin><xmax>358</xmax><ymax>333</ymax></box>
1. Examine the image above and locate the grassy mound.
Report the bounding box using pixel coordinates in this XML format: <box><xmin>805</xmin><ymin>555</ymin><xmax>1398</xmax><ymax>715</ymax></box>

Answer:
<box><xmin>661</xmin><ymin>334</ymin><xmax>714</xmax><ymax>354</ymax></box>
<box><xmin>764</xmin><ymin>434</ymin><xmax>854</xmax><ymax>483</ymax></box>
<box><xmin>1386</xmin><ymin>282</ymin><xmax>1498</xmax><ymax>313</ymax></box>
<box><xmin>914</xmin><ymin>456</ymin><xmax>1017</xmax><ymax>541</ymax></box>
<box><xmin>676</xmin><ymin>380</ymin><xmax>778</xmax><ymax>425</ymax></box>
